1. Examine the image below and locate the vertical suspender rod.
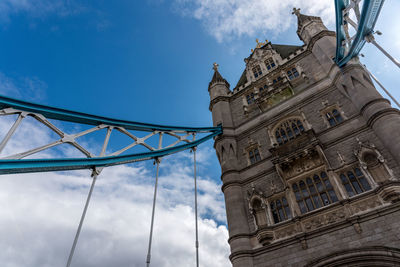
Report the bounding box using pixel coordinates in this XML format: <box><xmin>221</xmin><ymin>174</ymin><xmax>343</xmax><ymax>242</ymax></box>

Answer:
<box><xmin>66</xmin><ymin>170</ymin><xmax>98</xmax><ymax>267</ymax></box>
<box><xmin>192</xmin><ymin>146</ymin><xmax>200</xmax><ymax>267</ymax></box>
<box><xmin>146</xmin><ymin>157</ymin><xmax>161</xmax><ymax>267</ymax></box>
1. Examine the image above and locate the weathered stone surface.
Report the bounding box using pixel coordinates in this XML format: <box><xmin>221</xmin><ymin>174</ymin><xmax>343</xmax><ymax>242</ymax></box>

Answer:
<box><xmin>209</xmin><ymin>9</ymin><xmax>400</xmax><ymax>267</ymax></box>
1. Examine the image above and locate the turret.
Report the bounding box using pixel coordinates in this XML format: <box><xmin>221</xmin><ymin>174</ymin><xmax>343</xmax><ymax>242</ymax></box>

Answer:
<box><xmin>293</xmin><ymin>8</ymin><xmax>336</xmax><ymax>73</ymax></box>
<box><xmin>208</xmin><ymin>63</ymin><xmax>234</xmax><ymax>128</ymax></box>
<box><xmin>208</xmin><ymin>63</ymin><xmax>252</xmax><ymax>261</ymax></box>
<box><xmin>293</xmin><ymin>7</ymin><xmax>328</xmax><ymax>44</ymax></box>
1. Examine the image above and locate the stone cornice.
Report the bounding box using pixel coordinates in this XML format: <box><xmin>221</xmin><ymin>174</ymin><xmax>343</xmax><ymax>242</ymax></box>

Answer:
<box><xmin>228</xmin><ymin>192</ymin><xmax>400</xmax><ymax>262</ymax></box>
<box><xmin>220</xmin><ymin>124</ymin><xmax>371</xmax><ymax>190</ymax></box>
<box><xmin>209</xmin><ymin>95</ymin><xmax>231</xmax><ymax>111</ymax></box>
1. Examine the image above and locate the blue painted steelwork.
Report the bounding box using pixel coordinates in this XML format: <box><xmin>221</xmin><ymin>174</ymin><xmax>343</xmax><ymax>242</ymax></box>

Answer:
<box><xmin>0</xmin><ymin>95</ymin><xmax>222</xmax><ymax>174</ymax></box>
<box><xmin>0</xmin><ymin>95</ymin><xmax>217</xmax><ymax>132</ymax></box>
<box><xmin>335</xmin><ymin>0</ymin><xmax>385</xmax><ymax>67</ymax></box>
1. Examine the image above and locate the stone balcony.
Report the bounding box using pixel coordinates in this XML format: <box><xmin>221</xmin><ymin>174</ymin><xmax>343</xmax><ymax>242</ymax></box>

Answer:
<box><xmin>269</xmin><ymin>130</ymin><xmax>319</xmax><ymax>164</ymax></box>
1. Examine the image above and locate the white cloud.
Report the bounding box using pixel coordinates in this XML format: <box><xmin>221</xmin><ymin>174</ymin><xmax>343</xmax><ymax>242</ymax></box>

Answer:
<box><xmin>173</xmin><ymin>0</ymin><xmax>335</xmax><ymax>42</ymax></box>
<box><xmin>0</xmin><ymin>104</ymin><xmax>230</xmax><ymax>266</ymax></box>
<box><xmin>0</xmin><ymin>72</ymin><xmax>47</xmax><ymax>102</ymax></box>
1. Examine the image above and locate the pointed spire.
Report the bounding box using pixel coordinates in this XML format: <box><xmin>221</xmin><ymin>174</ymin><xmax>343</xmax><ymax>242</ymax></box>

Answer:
<box><xmin>292</xmin><ymin>7</ymin><xmax>326</xmax><ymax>43</ymax></box>
<box><xmin>292</xmin><ymin>7</ymin><xmax>317</xmax><ymax>28</ymax></box>
<box><xmin>209</xmin><ymin>62</ymin><xmax>230</xmax><ymax>89</ymax></box>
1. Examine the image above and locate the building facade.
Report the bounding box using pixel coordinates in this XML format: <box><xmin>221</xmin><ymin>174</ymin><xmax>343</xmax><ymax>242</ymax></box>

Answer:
<box><xmin>208</xmin><ymin>9</ymin><xmax>400</xmax><ymax>267</ymax></box>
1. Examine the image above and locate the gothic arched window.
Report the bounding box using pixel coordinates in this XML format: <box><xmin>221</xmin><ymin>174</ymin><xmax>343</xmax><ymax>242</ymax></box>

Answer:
<box><xmin>274</xmin><ymin>118</ymin><xmax>305</xmax><ymax>145</ymax></box>
<box><xmin>252</xmin><ymin>65</ymin><xmax>262</xmax><ymax>78</ymax></box>
<box><xmin>270</xmin><ymin>197</ymin><xmax>292</xmax><ymax>223</ymax></box>
<box><xmin>292</xmin><ymin>172</ymin><xmax>338</xmax><ymax>214</ymax></box>
<box><xmin>340</xmin><ymin>168</ymin><xmax>372</xmax><ymax>197</ymax></box>
<box><xmin>287</xmin><ymin>68</ymin><xmax>299</xmax><ymax>80</ymax></box>
<box><xmin>325</xmin><ymin>109</ymin><xmax>343</xmax><ymax>126</ymax></box>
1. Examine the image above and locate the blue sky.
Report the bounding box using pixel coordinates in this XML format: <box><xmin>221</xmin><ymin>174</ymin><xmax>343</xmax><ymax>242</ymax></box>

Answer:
<box><xmin>0</xmin><ymin>0</ymin><xmax>399</xmax><ymax>266</ymax></box>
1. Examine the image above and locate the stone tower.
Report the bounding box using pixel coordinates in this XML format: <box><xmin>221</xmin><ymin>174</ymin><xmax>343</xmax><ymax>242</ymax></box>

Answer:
<box><xmin>208</xmin><ymin>8</ymin><xmax>400</xmax><ymax>267</ymax></box>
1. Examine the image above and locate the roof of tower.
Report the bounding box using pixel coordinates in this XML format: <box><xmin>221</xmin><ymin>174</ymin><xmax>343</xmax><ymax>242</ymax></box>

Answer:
<box><xmin>292</xmin><ymin>7</ymin><xmax>322</xmax><ymax>34</ymax></box>
<box><xmin>209</xmin><ymin>63</ymin><xmax>230</xmax><ymax>88</ymax></box>
<box><xmin>271</xmin><ymin>44</ymin><xmax>303</xmax><ymax>59</ymax></box>
<box><xmin>235</xmin><ymin>70</ymin><xmax>248</xmax><ymax>88</ymax></box>
<box><xmin>234</xmin><ymin>43</ymin><xmax>302</xmax><ymax>89</ymax></box>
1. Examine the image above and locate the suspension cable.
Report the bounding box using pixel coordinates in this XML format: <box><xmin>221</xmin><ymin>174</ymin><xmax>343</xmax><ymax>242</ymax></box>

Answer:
<box><xmin>146</xmin><ymin>158</ymin><xmax>161</xmax><ymax>267</ymax></box>
<box><xmin>360</xmin><ymin>63</ymin><xmax>400</xmax><ymax>108</ymax></box>
<box><xmin>192</xmin><ymin>146</ymin><xmax>199</xmax><ymax>267</ymax></box>
<box><xmin>66</xmin><ymin>169</ymin><xmax>98</xmax><ymax>267</ymax></box>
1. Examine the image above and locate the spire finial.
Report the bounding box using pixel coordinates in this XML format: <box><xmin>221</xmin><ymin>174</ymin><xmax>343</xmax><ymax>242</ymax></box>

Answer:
<box><xmin>213</xmin><ymin>62</ymin><xmax>219</xmax><ymax>71</ymax></box>
<box><xmin>292</xmin><ymin>7</ymin><xmax>301</xmax><ymax>16</ymax></box>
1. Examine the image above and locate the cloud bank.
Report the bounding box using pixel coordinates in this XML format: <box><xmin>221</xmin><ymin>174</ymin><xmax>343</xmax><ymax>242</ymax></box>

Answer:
<box><xmin>0</xmin><ymin>77</ymin><xmax>230</xmax><ymax>267</ymax></box>
<box><xmin>173</xmin><ymin>0</ymin><xmax>335</xmax><ymax>42</ymax></box>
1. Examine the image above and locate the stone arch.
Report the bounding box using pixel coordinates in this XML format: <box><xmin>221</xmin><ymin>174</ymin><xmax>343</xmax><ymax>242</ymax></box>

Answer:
<box><xmin>250</xmin><ymin>197</ymin><xmax>268</xmax><ymax>228</ymax></box>
<box><xmin>271</xmin><ymin>115</ymin><xmax>308</xmax><ymax>146</ymax></box>
<box><xmin>305</xmin><ymin>246</ymin><xmax>400</xmax><ymax>267</ymax></box>
<box><xmin>354</xmin><ymin>141</ymin><xmax>392</xmax><ymax>184</ymax></box>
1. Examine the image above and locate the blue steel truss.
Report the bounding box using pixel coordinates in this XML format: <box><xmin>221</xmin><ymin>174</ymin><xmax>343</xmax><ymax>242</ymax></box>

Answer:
<box><xmin>0</xmin><ymin>94</ymin><xmax>222</xmax><ymax>174</ymax></box>
<box><xmin>335</xmin><ymin>0</ymin><xmax>385</xmax><ymax>67</ymax></box>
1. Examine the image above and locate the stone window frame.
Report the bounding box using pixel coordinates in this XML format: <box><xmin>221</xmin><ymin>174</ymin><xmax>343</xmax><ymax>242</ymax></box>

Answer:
<box><xmin>336</xmin><ymin>164</ymin><xmax>377</xmax><ymax>199</ymax></box>
<box><xmin>289</xmin><ymin>168</ymin><xmax>340</xmax><ymax>215</ymax></box>
<box><xmin>244</xmin><ymin>141</ymin><xmax>262</xmax><ymax>166</ymax></box>
<box><xmin>320</xmin><ymin>103</ymin><xmax>346</xmax><ymax>128</ymax></box>
<box><xmin>268</xmin><ymin>194</ymin><xmax>292</xmax><ymax>224</ymax></box>
<box><xmin>245</xmin><ymin>92</ymin><xmax>256</xmax><ymax>105</ymax></box>
<box><xmin>264</xmin><ymin>57</ymin><xmax>276</xmax><ymax>71</ymax></box>
<box><xmin>270</xmin><ymin>115</ymin><xmax>307</xmax><ymax>146</ymax></box>
<box><xmin>252</xmin><ymin>65</ymin><xmax>263</xmax><ymax>79</ymax></box>
<box><xmin>287</xmin><ymin>66</ymin><xmax>300</xmax><ymax>80</ymax></box>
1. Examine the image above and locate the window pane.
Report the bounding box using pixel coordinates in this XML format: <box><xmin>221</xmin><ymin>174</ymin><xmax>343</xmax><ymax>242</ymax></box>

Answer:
<box><xmin>287</xmin><ymin>127</ymin><xmax>294</xmax><ymax>139</ymax></box>
<box><xmin>320</xmin><ymin>192</ymin><xmax>330</xmax><ymax>205</ymax></box>
<box><xmin>297</xmin><ymin>120</ymin><xmax>305</xmax><ymax>132</ymax></box>
<box><xmin>285</xmin><ymin>206</ymin><xmax>292</xmax><ymax>219</ymax></box>
<box><xmin>341</xmin><ymin>174</ymin><xmax>355</xmax><ymax>196</ymax></box>
<box><xmin>298</xmin><ymin>201</ymin><xmax>307</xmax><ymax>214</ymax></box>
<box><xmin>280</xmin><ymin>129</ymin><xmax>288</xmax><ymax>142</ymax></box>
<box><xmin>312</xmin><ymin>195</ymin><xmax>322</xmax><ymax>208</ymax></box>
<box><xmin>278</xmin><ymin>207</ymin><xmax>285</xmax><ymax>221</ymax></box>
<box><xmin>292</xmin><ymin>123</ymin><xmax>300</xmax><ymax>135</ymax></box>
<box><xmin>354</xmin><ymin>168</ymin><xmax>363</xmax><ymax>177</ymax></box>
<box><xmin>305</xmin><ymin>198</ymin><xmax>314</xmax><ymax>211</ymax></box>
<box><xmin>323</xmin><ymin>178</ymin><xmax>333</xmax><ymax>190</ymax></box>
<box><xmin>344</xmin><ymin>183</ymin><xmax>355</xmax><ymax>197</ymax></box>
<box><xmin>348</xmin><ymin>171</ymin><xmax>363</xmax><ymax>194</ymax></box>
<box><xmin>272</xmin><ymin>209</ymin><xmax>280</xmax><ymax>223</ymax></box>
<box><xmin>300</xmin><ymin>181</ymin><xmax>309</xmax><ymax>197</ymax></box>
<box><xmin>328</xmin><ymin>117</ymin><xmax>336</xmax><ymax>126</ymax></box>
<box><xmin>359</xmin><ymin>177</ymin><xmax>371</xmax><ymax>191</ymax></box>
<box><xmin>328</xmin><ymin>189</ymin><xmax>338</xmax><ymax>202</ymax></box>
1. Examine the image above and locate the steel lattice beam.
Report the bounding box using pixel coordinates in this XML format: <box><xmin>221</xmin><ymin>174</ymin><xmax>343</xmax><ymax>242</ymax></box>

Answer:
<box><xmin>335</xmin><ymin>0</ymin><xmax>385</xmax><ymax>67</ymax></box>
<box><xmin>0</xmin><ymin>94</ymin><xmax>222</xmax><ymax>174</ymax></box>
